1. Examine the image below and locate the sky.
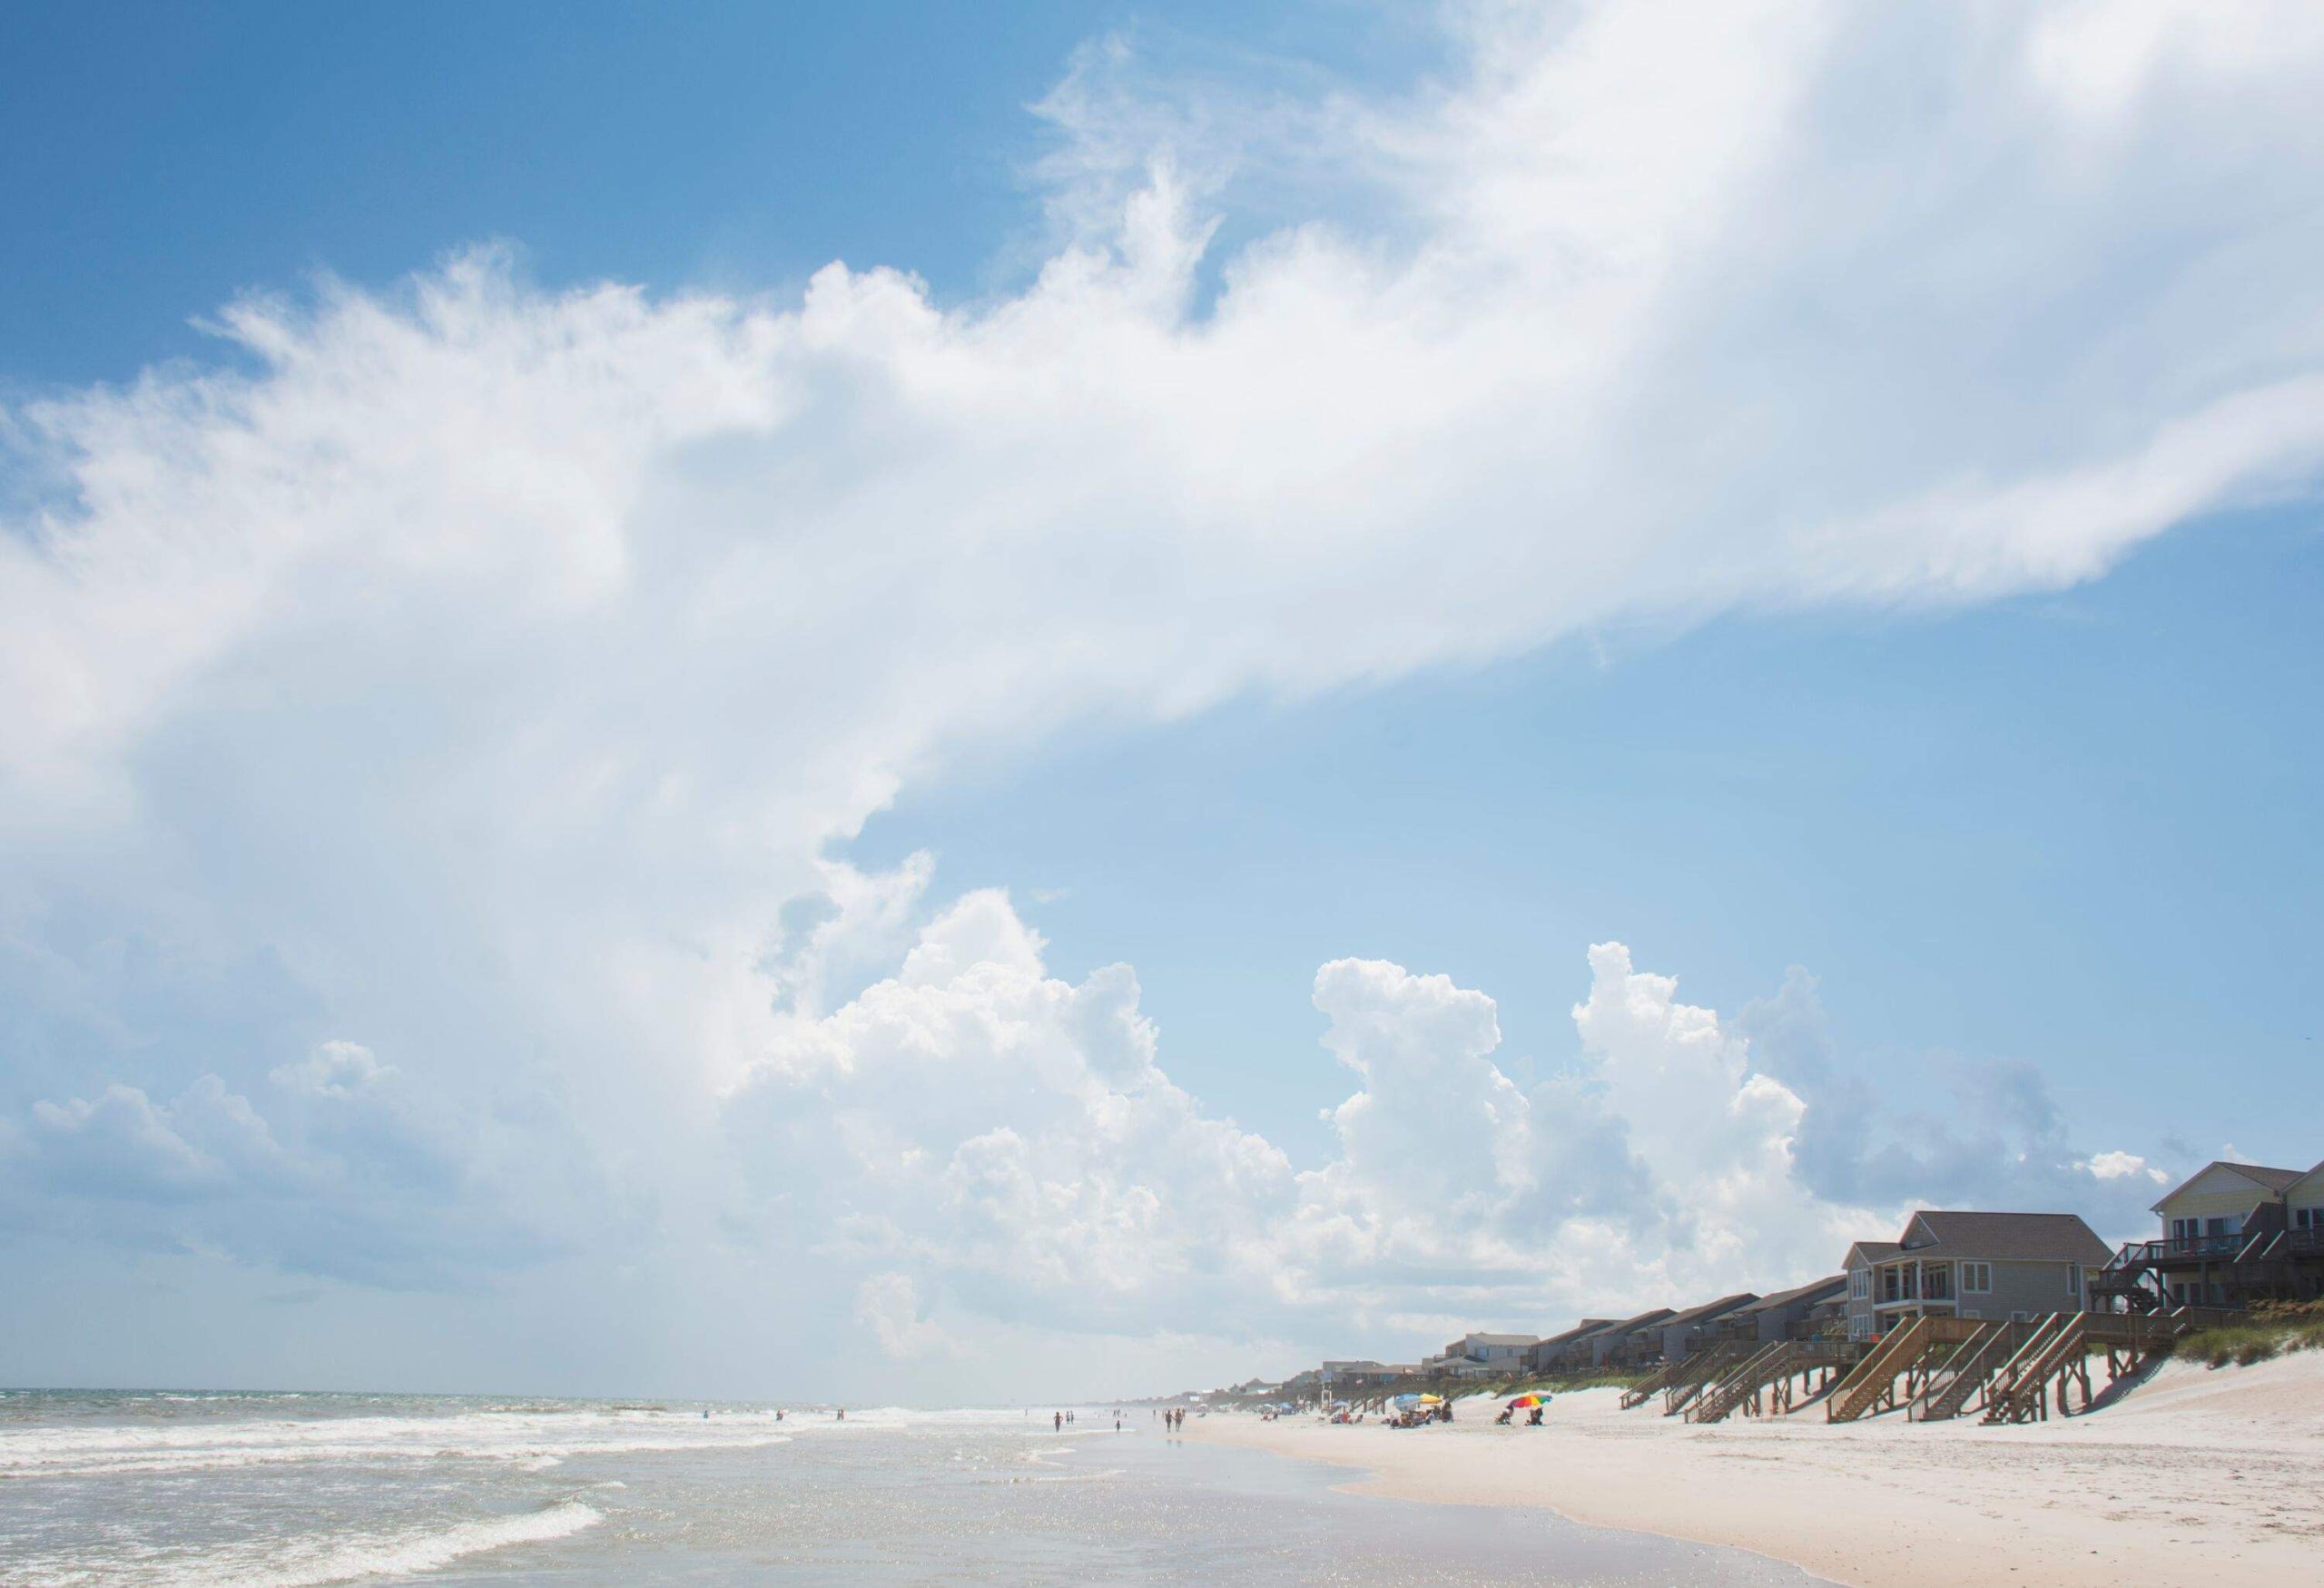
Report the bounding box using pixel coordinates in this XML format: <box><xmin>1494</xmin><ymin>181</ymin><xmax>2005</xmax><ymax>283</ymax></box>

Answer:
<box><xmin>2</xmin><ymin>0</ymin><xmax>2321</xmax><ymax>1405</ymax></box>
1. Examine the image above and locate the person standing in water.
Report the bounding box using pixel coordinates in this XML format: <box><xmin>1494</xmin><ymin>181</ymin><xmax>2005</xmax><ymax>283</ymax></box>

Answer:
<box><xmin>1053</xmin><ymin>1410</ymin><xmax>1061</xmax><ymax>1433</ymax></box>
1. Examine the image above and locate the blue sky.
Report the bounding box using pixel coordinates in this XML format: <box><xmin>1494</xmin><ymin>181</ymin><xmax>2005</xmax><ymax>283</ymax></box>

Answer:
<box><xmin>3</xmin><ymin>1</ymin><xmax>2322</xmax><ymax>1402</ymax></box>
<box><xmin>0</xmin><ymin>1</ymin><xmax>1434</xmax><ymax>385</ymax></box>
<box><xmin>861</xmin><ymin>505</ymin><xmax>2323</xmax><ymax>1168</ymax></box>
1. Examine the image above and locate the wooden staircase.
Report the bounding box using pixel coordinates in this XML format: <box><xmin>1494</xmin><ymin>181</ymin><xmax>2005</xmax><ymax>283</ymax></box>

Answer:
<box><xmin>1686</xmin><ymin>1341</ymin><xmax>1791</xmax><ymax>1424</ymax></box>
<box><xmin>1982</xmin><ymin>1315</ymin><xmax>2086</xmax><ymax>1424</ymax></box>
<box><xmin>1912</xmin><ymin>1320</ymin><xmax>2020</xmax><ymax>1422</ymax></box>
<box><xmin>1620</xmin><ymin>1356</ymin><xmax>1687</xmax><ymax>1409</ymax></box>
<box><xmin>1661</xmin><ymin>1342</ymin><xmax>1748</xmax><ymax>1415</ymax></box>
<box><xmin>1977</xmin><ymin>1310</ymin><xmax>2182</xmax><ymax>1425</ymax></box>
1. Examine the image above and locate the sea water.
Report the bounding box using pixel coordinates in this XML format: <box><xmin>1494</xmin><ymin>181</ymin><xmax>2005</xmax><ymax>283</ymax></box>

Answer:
<box><xmin>0</xmin><ymin>1390</ymin><xmax>1815</xmax><ymax>1585</ymax></box>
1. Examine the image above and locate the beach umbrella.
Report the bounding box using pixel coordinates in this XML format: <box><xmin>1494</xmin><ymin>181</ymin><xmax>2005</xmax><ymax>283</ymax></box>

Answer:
<box><xmin>1414</xmin><ymin>1394</ymin><xmax>1443</xmax><ymax>1405</ymax></box>
<box><xmin>1506</xmin><ymin>1393</ymin><xmax>1545</xmax><ymax>1409</ymax></box>
<box><xmin>1390</xmin><ymin>1394</ymin><xmax>1422</xmax><ymax>1408</ymax></box>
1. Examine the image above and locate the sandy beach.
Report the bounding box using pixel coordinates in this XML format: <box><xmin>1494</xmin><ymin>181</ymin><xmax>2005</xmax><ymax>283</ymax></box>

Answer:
<box><xmin>1187</xmin><ymin>1352</ymin><xmax>2324</xmax><ymax>1587</ymax></box>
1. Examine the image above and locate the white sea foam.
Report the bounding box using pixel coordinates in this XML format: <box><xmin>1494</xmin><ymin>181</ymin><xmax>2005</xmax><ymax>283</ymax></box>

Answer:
<box><xmin>8</xmin><ymin>1501</ymin><xmax>604</xmax><ymax>1588</ymax></box>
<box><xmin>0</xmin><ymin>1408</ymin><xmax>794</xmax><ymax>1479</ymax></box>
<box><xmin>193</xmin><ymin>1499</ymin><xmax>601</xmax><ymax>1588</ymax></box>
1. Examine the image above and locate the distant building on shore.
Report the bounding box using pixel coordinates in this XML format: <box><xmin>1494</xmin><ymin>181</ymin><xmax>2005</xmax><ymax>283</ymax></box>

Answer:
<box><xmin>1524</xmin><ymin>1320</ymin><xmax>1614</xmax><ymax>1375</ymax></box>
<box><xmin>1655</xmin><ymin>1293</ymin><xmax>1758</xmax><ymax>1363</ymax></box>
<box><xmin>1590</xmin><ymin>1307</ymin><xmax>1677</xmax><ymax>1368</ymax></box>
<box><xmin>1729</xmin><ymin>1275</ymin><xmax>1846</xmax><ymax>1343</ymax></box>
<box><xmin>1420</xmin><ymin>1332</ymin><xmax>1535</xmax><ymax>1379</ymax></box>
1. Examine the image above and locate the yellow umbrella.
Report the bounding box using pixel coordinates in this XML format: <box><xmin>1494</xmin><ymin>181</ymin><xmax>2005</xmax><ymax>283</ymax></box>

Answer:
<box><xmin>1415</xmin><ymin>1394</ymin><xmax>1443</xmax><ymax>1405</ymax></box>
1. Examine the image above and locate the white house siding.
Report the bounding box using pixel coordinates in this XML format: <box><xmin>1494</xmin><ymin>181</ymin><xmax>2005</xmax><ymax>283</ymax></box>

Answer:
<box><xmin>2155</xmin><ymin>1166</ymin><xmax>2285</xmax><ymax>1232</ymax></box>
<box><xmin>2288</xmin><ymin>1169</ymin><xmax>2324</xmax><ymax>1230</ymax></box>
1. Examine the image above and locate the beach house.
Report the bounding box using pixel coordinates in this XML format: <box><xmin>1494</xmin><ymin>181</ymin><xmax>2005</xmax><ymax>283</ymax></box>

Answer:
<box><xmin>1730</xmin><ymin>1276</ymin><xmax>1846</xmax><ymax>1343</ymax></box>
<box><xmin>1525</xmin><ymin>1320</ymin><xmax>1613</xmax><ymax>1375</ymax></box>
<box><xmin>1428</xmin><ymin>1333</ymin><xmax>1534</xmax><ymax>1377</ymax></box>
<box><xmin>2093</xmin><ymin>1158</ymin><xmax>2324</xmax><ymax>1309</ymax></box>
<box><xmin>1590</xmin><ymin>1307</ymin><xmax>1677</xmax><ymax>1368</ymax></box>
<box><xmin>1655</xmin><ymin>1293</ymin><xmax>1758</xmax><ymax>1363</ymax></box>
<box><xmin>1842</xmin><ymin>1211</ymin><xmax>2112</xmax><ymax>1340</ymax></box>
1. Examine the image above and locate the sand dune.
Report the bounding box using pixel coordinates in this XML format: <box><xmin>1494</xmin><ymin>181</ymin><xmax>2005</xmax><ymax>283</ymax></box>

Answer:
<box><xmin>1187</xmin><ymin>1351</ymin><xmax>2324</xmax><ymax>1586</ymax></box>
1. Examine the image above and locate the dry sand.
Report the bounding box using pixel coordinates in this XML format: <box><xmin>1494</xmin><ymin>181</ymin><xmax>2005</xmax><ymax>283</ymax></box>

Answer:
<box><xmin>1186</xmin><ymin>1350</ymin><xmax>2324</xmax><ymax>1586</ymax></box>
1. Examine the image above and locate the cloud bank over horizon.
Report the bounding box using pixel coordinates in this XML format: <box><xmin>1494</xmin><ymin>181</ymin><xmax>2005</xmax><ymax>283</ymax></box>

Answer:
<box><xmin>2</xmin><ymin>0</ymin><xmax>2317</xmax><ymax>1395</ymax></box>
<box><xmin>6</xmin><ymin>863</ymin><xmax>2172</xmax><ymax>1377</ymax></box>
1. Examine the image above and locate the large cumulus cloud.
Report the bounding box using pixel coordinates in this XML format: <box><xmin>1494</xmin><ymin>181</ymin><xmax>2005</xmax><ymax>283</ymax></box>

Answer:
<box><xmin>3</xmin><ymin>0</ymin><xmax>2318</xmax><ymax>1388</ymax></box>
<box><xmin>708</xmin><ymin>871</ymin><xmax>2155</xmax><ymax>1366</ymax></box>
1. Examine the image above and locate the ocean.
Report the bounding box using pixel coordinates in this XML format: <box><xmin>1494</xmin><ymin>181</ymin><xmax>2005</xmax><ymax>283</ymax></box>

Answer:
<box><xmin>0</xmin><ymin>1390</ymin><xmax>1815</xmax><ymax>1585</ymax></box>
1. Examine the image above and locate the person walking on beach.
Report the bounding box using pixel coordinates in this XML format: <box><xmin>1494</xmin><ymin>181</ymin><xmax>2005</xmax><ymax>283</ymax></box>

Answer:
<box><xmin>1054</xmin><ymin>1411</ymin><xmax>1061</xmax><ymax>1433</ymax></box>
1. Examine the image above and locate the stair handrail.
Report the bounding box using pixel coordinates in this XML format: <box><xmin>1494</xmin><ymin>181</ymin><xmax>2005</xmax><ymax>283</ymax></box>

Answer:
<box><xmin>1983</xmin><ymin>1315</ymin><xmax>2085</xmax><ymax>1424</ymax></box>
<box><xmin>1828</xmin><ymin>1317</ymin><xmax>1931</xmax><ymax>1423</ymax></box>
<box><xmin>1686</xmin><ymin>1340</ymin><xmax>1794</xmax><ymax>1424</ymax></box>
<box><xmin>1914</xmin><ymin>1321</ymin><xmax>2014</xmax><ymax>1422</ymax></box>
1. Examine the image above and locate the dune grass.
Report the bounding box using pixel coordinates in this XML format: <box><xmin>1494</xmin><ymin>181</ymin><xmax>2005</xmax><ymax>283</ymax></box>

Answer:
<box><xmin>2182</xmin><ymin>1303</ymin><xmax>2324</xmax><ymax>1369</ymax></box>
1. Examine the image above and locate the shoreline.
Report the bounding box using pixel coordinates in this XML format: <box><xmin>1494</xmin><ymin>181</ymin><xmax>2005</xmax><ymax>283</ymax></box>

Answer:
<box><xmin>1183</xmin><ymin>1352</ymin><xmax>2324</xmax><ymax>1587</ymax></box>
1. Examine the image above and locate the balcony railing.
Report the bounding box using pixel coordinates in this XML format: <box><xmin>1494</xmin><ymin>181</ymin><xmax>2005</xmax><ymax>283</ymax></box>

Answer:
<box><xmin>2111</xmin><ymin>1228</ymin><xmax>2324</xmax><ymax>1269</ymax></box>
<box><xmin>2111</xmin><ymin>1234</ymin><xmax>2245</xmax><ymax>1266</ymax></box>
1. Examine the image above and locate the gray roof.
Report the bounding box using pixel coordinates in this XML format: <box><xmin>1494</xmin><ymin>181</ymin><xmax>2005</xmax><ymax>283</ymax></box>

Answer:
<box><xmin>1605</xmin><ymin>1307</ymin><xmax>1676</xmax><ymax>1336</ymax></box>
<box><xmin>1462</xmin><ymin>1333</ymin><xmax>1538</xmax><ymax>1346</ymax></box>
<box><xmin>2150</xmin><ymin>1159</ymin><xmax>2310</xmax><ymax>1210</ymax></box>
<box><xmin>1744</xmin><ymin>1276</ymin><xmax>1846</xmax><ymax>1312</ymax></box>
<box><xmin>1899</xmin><ymin>1210</ymin><xmax>2112</xmax><ymax>1267</ymax></box>
<box><xmin>1531</xmin><ymin>1320</ymin><xmax>1614</xmax><ymax>1352</ymax></box>
<box><xmin>1846</xmin><ymin>1241</ymin><xmax>1902</xmax><ymax>1266</ymax></box>
<box><xmin>1659</xmin><ymin>1293</ymin><xmax>1759</xmax><ymax>1330</ymax></box>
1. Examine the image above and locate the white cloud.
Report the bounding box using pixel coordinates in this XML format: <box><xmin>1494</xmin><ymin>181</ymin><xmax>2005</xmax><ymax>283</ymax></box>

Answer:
<box><xmin>724</xmin><ymin>886</ymin><xmax>2023</xmax><ymax>1354</ymax></box>
<box><xmin>0</xmin><ymin>0</ymin><xmax>2311</xmax><ymax>1387</ymax></box>
<box><xmin>7</xmin><ymin>1045</ymin><xmax>591</xmax><ymax>1287</ymax></box>
<box><xmin>2083</xmin><ymin>1149</ymin><xmax>2169</xmax><ymax>1186</ymax></box>
<box><xmin>852</xmin><ymin>1273</ymin><xmax>960</xmax><ymax>1361</ymax></box>
<box><xmin>270</xmin><ymin>1040</ymin><xmax>394</xmax><ymax>1100</ymax></box>
<box><xmin>708</xmin><ymin>882</ymin><xmax>2193</xmax><ymax>1372</ymax></box>
<box><xmin>27</xmin><ymin>1083</ymin><xmax>232</xmax><ymax>1198</ymax></box>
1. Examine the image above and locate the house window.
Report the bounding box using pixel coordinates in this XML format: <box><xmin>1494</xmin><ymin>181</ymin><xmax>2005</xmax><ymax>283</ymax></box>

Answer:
<box><xmin>2296</xmin><ymin>1208</ymin><xmax>2320</xmax><ymax>1231</ymax></box>
<box><xmin>2067</xmin><ymin>1264</ymin><xmax>2082</xmax><ymax>1297</ymax></box>
<box><xmin>1962</xmin><ymin>1262</ymin><xmax>1992</xmax><ymax>1293</ymax></box>
<box><xmin>1848</xmin><ymin>1315</ymin><xmax>1871</xmax><ymax>1341</ymax></box>
<box><xmin>1849</xmin><ymin>1268</ymin><xmax>1869</xmax><ymax>1300</ymax></box>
